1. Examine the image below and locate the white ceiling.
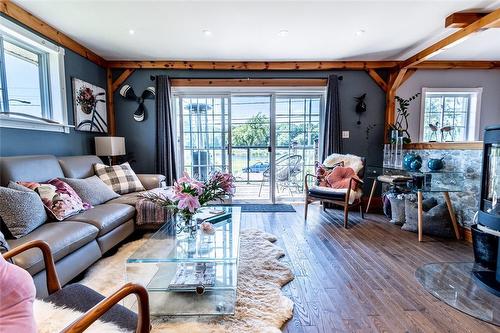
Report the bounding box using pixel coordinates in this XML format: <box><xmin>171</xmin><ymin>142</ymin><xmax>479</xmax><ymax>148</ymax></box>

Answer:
<box><xmin>12</xmin><ymin>0</ymin><xmax>500</xmax><ymax>61</ymax></box>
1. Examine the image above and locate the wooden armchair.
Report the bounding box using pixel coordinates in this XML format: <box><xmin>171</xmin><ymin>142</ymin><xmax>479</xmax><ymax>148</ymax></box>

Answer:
<box><xmin>3</xmin><ymin>240</ymin><xmax>150</xmax><ymax>333</ymax></box>
<box><xmin>304</xmin><ymin>158</ymin><xmax>365</xmax><ymax>228</ymax></box>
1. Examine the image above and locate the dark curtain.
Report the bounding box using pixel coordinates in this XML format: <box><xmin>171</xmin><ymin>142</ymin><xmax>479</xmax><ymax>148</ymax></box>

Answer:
<box><xmin>155</xmin><ymin>75</ymin><xmax>177</xmax><ymax>184</ymax></box>
<box><xmin>320</xmin><ymin>74</ymin><xmax>342</xmax><ymax>161</ymax></box>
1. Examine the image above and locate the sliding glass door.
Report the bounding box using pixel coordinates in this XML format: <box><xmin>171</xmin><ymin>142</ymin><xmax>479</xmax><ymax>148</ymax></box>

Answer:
<box><xmin>174</xmin><ymin>90</ymin><xmax>323</xmax><ymax>203</ymax></box>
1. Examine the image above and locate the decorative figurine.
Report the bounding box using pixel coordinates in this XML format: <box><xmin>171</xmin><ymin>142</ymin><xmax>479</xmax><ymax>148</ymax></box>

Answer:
<box><xmin>428</xmin><ymin>122</ymin><xmax>439</xmax><ymax>142</ymax></box>
<box><xmin>354</xmin><ymin>93</ymin><xmax>367</xmax><ymax>125</ymax></box>
<box><xmin>200</xmin><ymin>221</ymin><xmax>215</xmax><ymax>234</ymax></box>
<box><xmin>440</xmin><ymin>125</ymin><xmax>455</xmax><ymax>142</ymax></box>
<box><xmin>403</xmin><ymin>152</ymin><xmax>422</xmax><ymax>171</ymax></box>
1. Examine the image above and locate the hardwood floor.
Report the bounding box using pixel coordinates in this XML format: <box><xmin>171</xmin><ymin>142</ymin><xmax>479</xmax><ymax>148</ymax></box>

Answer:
<box><xmin>240</xmin><ymin>204</ymin><xmax>499</xmax><ymax>333</ymax></box>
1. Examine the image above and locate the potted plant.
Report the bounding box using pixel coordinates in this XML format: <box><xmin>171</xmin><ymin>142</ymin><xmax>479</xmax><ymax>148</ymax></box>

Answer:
<box><xmin>388</xmin><ymin>93</ymin><xmax>420</xmax><ymax>144</ymax></box>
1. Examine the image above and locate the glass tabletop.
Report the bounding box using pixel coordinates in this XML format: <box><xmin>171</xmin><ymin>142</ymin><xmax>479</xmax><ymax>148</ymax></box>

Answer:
<box><xmin>127</xmin><ymin>206</ymin><xmax>241</xmax><ymax>264</ymax></box>
<box><xmin>416</xmin><ymin>262</ymin><xmax>499</xmax><ymax>326</ymax></box>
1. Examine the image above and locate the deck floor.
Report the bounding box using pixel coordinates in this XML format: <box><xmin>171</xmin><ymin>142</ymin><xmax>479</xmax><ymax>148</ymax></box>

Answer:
<box><xmin>240</xmin><ymin>204</ymin><xmax>498</xmax><ymax>333</ymax></box>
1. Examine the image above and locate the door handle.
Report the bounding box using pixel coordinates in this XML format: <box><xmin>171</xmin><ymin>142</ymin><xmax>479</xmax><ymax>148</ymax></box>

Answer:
<box><xmin>267</xmin><ymin>146</ymin><xmax>272</xmax><ymax>153</ymax></box>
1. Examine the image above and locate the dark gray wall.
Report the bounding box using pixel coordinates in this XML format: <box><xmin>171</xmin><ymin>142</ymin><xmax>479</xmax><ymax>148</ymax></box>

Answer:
<box><xmin>0</xmin><ymin>17</ymin><xmax>107</xmax><ymax>157</ymax></box>
<box><xmin>114</xmin><ymin>70</ymin><xmax>387</xmax><ymax>174</ymax></box>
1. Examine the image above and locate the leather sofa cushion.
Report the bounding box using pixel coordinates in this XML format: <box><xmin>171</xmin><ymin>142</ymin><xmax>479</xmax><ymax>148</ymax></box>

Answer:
<box><xmin>58</xmin><ymin>155</ymin><xmax>103</xmax><ymax>179</ymax></box>
<box><xmin>0</xmin><ymin>155</ymin><xmax>64</xmax><ymax>187</ymax></box>
<box><xmin>106</xmin><ymin>191</ymin><xmax>147</xmax><ymax>206</ymax></box>
<box><xmin>7</xmin><ymin>221</ymin><xmax>99</xmax><ymax>275</ymax></box>
<box><xmin>70</xmin><ymin>204</ymin><xmax>135</xmax><ymax>236</ymax></box>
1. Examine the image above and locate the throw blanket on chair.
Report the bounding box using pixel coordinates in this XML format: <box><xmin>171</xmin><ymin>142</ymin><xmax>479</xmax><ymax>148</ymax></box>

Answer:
<box><xmin>323</xmin><ymin>153</ymin><xmax>363</xmax><ymax>174</ymax></box>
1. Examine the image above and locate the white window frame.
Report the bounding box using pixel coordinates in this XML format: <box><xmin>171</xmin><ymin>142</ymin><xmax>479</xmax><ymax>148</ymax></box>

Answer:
<box><xmin>419</xmin><ymin>87</ymin><xmax>483</xmax><ymax>142</ymax></box>
<box><xmin>0</xmin><ymin>16</ymin><xmax>70</xmax><ymax>133</ymax></box>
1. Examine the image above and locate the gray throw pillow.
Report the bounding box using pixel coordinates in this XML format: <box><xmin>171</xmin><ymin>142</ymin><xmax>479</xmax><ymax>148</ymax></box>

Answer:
<box><xmin>61</xmin><ymin>176</ymin><xmax>120</xmax><ymax>206</ymax></box>
<box><xmin>402</xmin><ymin>198</ymin><xmax>454</xmax><ymax>238</ymax></box>
<box><xmin>0</xmin><ymin>229</ymin><xmax>10</xmax><ymax>254</ymax></box>
<box><xmin>0</xmin><ymin>182</ymin><xmax>48</xmax><ymax>238</ymax></box>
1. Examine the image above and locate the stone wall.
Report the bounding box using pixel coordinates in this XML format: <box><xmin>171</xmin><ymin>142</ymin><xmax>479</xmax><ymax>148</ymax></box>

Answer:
<box><xmin>403</xmin><ymin>149</ymin><xmax>482</xmax><ymax>228</ymax></box>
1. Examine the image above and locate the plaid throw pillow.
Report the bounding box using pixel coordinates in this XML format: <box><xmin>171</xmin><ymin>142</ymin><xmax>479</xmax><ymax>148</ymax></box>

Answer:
<box><xmin>94</xmin><ymin>162</ymin><xmax>145</xmax><ymax>195</ymax></box>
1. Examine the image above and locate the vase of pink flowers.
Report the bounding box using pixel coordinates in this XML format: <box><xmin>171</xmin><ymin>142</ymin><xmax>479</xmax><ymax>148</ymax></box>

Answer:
<box><xmin>143</xmin><ymin>171</ymin><xmax>235</xmax><ymax>226</ymax></box>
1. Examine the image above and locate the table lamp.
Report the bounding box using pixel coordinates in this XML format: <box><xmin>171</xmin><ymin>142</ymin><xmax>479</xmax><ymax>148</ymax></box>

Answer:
<box><xmin>95</xmin><ymin>136</ymin><xmax>126</xmax><ymax>165</ymax></box>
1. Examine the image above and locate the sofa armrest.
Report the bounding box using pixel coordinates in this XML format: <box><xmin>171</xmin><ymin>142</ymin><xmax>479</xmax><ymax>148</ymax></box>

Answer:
<box><xmin>136</xmin><ymin>174</ymin><xmax>166</xmax><ymax>190</ymax></box>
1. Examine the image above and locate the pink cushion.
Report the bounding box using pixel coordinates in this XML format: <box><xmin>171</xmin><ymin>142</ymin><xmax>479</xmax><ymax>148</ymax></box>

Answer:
<box><xmin>0</xmin><ymin>255</ymin><xmax>36</xmax><ymax>333</ymax></box>
<box><xmin>325</xmin><ymin>166</ymin><xmax>359</xmax><ymax>189</ymax></box>
<box><xmin>18</xmin><ymin>179</ymin><xmax>91</xmax><ymax>221</ymax></box>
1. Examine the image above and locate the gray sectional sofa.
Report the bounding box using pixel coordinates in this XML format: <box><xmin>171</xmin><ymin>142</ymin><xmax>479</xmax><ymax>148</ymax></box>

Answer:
<box><xmin>0</xmin><ymin>155</ymin><xmax>165</xmax><ymax>297</ymax></box>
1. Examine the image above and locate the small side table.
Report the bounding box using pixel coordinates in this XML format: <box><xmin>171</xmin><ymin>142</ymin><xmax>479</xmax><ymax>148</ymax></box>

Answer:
<box><xmin>365</xmin><ymin>165</ymin><xmax>464</xmax><ymax>242</ymax></box>
<box><xmin>416</xmin><ymin>188</ymin><xmax>461</xmax><ymax>242</ymax></box>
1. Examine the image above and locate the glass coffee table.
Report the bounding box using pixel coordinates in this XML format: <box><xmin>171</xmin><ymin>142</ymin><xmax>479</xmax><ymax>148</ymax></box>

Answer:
<box><xmin>126</xmin><ymin>206</ymin><xmax>241</xmax><ymax>316</ymax></box>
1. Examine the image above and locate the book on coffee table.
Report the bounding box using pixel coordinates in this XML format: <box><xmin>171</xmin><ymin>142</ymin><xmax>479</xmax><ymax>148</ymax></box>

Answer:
<box><xmin>194</xmin><ymin>208</ymin><xmax>231</xmax><ymax>224</ymax></box>
<box><xmin>168</xmin><ymin>262</ymin><xmax>216</xmax><ymax>291</ymax></box>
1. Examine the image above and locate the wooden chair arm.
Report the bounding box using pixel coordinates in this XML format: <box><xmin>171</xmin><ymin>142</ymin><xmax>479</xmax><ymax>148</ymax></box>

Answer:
<box><xmin>304</xmin><ymin>173</ymin><xmax>317</xmax><ymax>192</ymax></box>
<box><xmin>61</xmin><ymin>283</ymin><xmax>150</xmax><ymax>333</ymax></box>
<box><xmin>3</xmin><ymin>240</ymin><xmax>61</xmax><ymax>294</ymax></box>
<box><xmin>350</xmin><ymin>177</ymin><xmax>364</xmax><ymax>186</ymax></box>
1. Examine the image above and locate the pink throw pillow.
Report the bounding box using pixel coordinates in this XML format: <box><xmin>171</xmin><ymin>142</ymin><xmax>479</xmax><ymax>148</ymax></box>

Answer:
<box><xmin>17</xmin><ymin>179</ymin><xmax>91</xmax><ymax>221</ymax></box>
<box><xmin>325</xmin><ymin>166</ymin><xmax>360</xmax><ymax>190</ymax></box>
<box><xmin>0</xmin><ymin>255</ymin><xmax>36</xmax><ymax>333</ymax></box>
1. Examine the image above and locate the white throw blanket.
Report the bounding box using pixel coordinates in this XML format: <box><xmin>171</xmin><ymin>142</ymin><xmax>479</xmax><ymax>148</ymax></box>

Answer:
<box><xmin>323</xmin><ymin>153</ymin><xmax>363</xmax><ymax>174</ymax></box>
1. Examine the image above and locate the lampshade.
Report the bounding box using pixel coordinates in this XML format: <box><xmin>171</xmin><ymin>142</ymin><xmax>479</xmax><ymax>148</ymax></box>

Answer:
<box><xmin>95</xmin><ymin>136</ymin><xmax>126</xmax><ymax>156</ymax></box>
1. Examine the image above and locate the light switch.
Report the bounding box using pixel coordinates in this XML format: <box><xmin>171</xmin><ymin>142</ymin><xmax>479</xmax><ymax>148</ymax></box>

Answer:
<box><xmin>342</xmin><ymin>131</ymin><xmax>350</xmax><ymax>138</ymax></box>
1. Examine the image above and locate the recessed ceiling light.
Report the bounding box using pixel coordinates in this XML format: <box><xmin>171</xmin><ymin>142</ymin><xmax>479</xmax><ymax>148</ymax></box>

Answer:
<box><xmin>129</xmin><ymin>29</ymin><xmax>135</xmax><ymax>35</ymax></box>
<box><xmin>202</xmin><ymin>29</ymin><xmax>212</xmax><ymax>36</ymax></box>
<box><xmin>278</xmin><ymin>29</ymin><xmax>289</xmax><ymax>37</ymax></box>
<box><xmin>355</xmin><ymin>29</ymin><xmax>366</xmax><ymax>36</ymax></box>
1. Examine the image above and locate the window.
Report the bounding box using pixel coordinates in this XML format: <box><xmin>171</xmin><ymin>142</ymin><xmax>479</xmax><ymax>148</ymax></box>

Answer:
<box><xmin>0</xmin><ymin>17</ymin><xmax>68</xmax><ymax>132</ymax></box>
<box><xmin>420</xmin><ymin>88</ymin><xmax>482</xmax><ymax>142</ymax></box>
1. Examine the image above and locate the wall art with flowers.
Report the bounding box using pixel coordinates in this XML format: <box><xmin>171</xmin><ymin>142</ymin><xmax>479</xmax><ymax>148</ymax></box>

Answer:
<box><xmin>72</xmin><ymin>78</ymin><xmax>107</xmax><ymax>133</ymax></box>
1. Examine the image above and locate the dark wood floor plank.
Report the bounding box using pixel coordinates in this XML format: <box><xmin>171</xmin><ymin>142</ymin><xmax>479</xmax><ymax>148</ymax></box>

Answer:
<box><xmin>239</xmin><ymin>204</ymin><xmax>498</xmax><ymax>333</ymax></box>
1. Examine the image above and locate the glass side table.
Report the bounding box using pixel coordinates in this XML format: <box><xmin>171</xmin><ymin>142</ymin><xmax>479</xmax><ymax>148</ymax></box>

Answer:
<box><xmin>365</xmin><ymin>166</ymin><xmax>464</xmax><ymax>242</ymax></box>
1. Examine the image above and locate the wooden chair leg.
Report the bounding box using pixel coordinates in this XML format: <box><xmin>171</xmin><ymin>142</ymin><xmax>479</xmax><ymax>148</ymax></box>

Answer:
<box><xmin>344</xmin><ymin>204</ymin><xmax>349</xmax><ymax>228</ymax></box>
<box><xmin>304</xmin><ymin>199</ymin><xmax>309</xmax><ymax>220</ymax></box>
<box><xmin>359</xmin><ymin>203</ymin><xmax>364</xmax><ymax>219</ymax></box>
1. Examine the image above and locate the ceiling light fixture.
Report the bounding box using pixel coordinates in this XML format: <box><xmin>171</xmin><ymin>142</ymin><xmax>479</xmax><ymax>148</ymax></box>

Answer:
<box><xmin>355</xmin><ymin>29</ymin><xmax>366</xmax><ymax>36</ymax></box>
<box><xmin>278</xmin><ymin>29</ymin><xmax>289</xmax><ymax>37</ymax></box>
<box><xmin>202</xmin><ymin>29</ymin><xmax>212</xmax><ymax>36</ymax></box>
<box><xmin>129</xmin><ymin>29</ymin><xmax>135</xmax><ymax>35</ymax></box>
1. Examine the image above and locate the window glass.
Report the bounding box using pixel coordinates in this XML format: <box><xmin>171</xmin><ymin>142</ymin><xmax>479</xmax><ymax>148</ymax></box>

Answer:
<box><xmin>3</xmin><ymin>39</ymin><xmax>44</xmax><ymax>118</ymax></box>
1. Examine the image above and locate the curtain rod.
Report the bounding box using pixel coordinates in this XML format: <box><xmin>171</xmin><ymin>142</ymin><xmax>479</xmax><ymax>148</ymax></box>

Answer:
<box><xmin>150</xmin><ymin>75</ymin><xmax>343</xmax><ymax>81</ymax></box>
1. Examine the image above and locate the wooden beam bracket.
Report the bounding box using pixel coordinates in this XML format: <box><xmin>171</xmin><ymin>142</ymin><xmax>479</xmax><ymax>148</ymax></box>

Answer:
<box><xmin>365</xmin><ymin>69</ymin><xmax>388</xmax><ymax>92</ymax></box>
<box><xmin>111</xmin><ymin>69</ymin><xmax>135</xmax><ymax>92</ymax></box>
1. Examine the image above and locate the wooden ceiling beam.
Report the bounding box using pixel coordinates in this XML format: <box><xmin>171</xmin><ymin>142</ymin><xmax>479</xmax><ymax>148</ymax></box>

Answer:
<box><xmin>445</xmin><ymin>12</ymin><xmax>500</xmax><ymax>28</ymax></box>
<box><xmin>401</xmin><ymin>9</ymin><xmax>500</xmax><ymax>69</ymax></box>
<box><xmin>365</xmin><ymin>69</ymin><xmax>387</xmax><ymax>92</ymax></box>
<box><xmin>170</xmin><ymin>78</ymin><xmax>327</xmax><ymax>87</ymax></box>
<box><xmin>111</xmin><ymin>69</ymin><xmax>135</xmax><ymax>92</ymax></box>
<box><xmin>0</xmin><ymin>0</ymin><xmax>107</xmax><ymax>67</ymax></box>
<box><xmin>412</xmin><ymin>60</ymin><xmax>500</xmax><ymax>69</ymax></box>
<box><xmin>106</xmin><ymin>60</ymin><xmax>399</xmax><ymax>70</ymax></box>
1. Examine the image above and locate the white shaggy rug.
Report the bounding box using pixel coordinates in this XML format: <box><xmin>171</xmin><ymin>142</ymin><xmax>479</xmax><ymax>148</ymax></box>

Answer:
<box><xmin>78</xmin><ymin>228</ymin><xmax>294</xmax><ymax>333</ymax></box>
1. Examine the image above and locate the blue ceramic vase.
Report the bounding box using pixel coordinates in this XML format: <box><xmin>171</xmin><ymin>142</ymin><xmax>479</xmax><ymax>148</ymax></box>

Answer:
<box><xmin>428</xmin><ymin>158</ymin><xmax>445</xmax><ymax>171</ymax></box>
<box><xmin>403</xmin><ymin>153</ymin><xmax>422</xmax><ymax>171</ymax></box>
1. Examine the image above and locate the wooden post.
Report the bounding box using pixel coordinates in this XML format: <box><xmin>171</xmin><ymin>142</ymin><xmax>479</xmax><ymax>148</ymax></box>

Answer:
<box><xmin>106</xmin><ymin>68</ymin><xmax>115</xmax><ymax>136</ymax></box>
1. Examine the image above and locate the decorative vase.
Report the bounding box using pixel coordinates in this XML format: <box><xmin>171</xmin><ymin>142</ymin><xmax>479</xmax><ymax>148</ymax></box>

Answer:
<box><xmin>403</xmin><ymin>153</ymin><xmax>422</xmax><ymax>170</ymax></box>
<box><xmin>428</xmin><ymin>157</ymin><xmax>445</xmax><ymax>171</ymax></box>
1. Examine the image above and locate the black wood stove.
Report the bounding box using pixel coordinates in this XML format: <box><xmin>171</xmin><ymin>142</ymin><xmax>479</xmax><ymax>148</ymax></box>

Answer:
<box><xmin>472</xmin><ymin>125</ymin><xmax>500</xmax><ymax>296</ymax></box>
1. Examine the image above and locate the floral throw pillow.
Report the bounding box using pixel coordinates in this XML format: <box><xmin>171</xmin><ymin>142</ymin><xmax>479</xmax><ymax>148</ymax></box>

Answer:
<box><xmin>17</xmin><ymin>179</ymin><xmax>91</xmax><ymax>221</ymax></box>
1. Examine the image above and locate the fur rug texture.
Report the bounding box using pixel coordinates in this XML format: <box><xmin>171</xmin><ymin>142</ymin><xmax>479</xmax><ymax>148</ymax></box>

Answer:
<box><xmin>76</xmin><ymin>228</ymin><xmax>294</xmax><ymax>333</ymax></box>
<box><xmin>323</xmin><ymin>153</ymin><xmax>364</xmax><ymax>174</ymax></box>
<box><xmin>34</xmin><ymin>299</ymin><xmax>128</xmax><ymax>333</ymax></box>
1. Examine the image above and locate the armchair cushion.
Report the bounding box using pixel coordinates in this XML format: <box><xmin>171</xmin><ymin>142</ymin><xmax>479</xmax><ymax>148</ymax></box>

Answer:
<box><xmin>42</xmin><ymin>283</ymin><xmax>137</xmax><ymax>332</ymax></box>
<box><xmin>308</xmin><ymin>186</ymin><xmax>362</xmax><ymax>204</ymax></box>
